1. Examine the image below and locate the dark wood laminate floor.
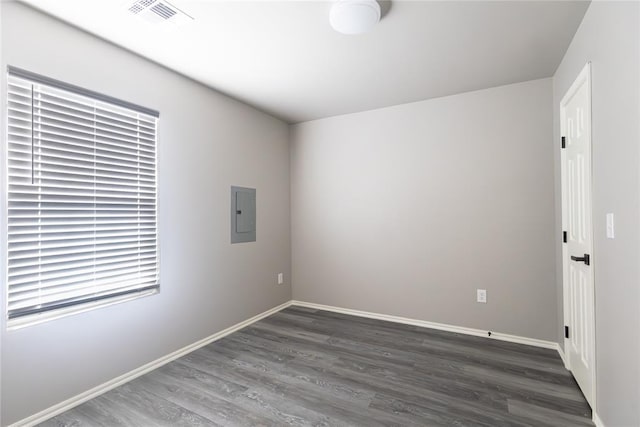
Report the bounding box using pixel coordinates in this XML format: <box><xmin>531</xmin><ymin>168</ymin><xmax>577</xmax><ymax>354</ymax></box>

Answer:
<box><xmin>41</xmin><ymin>306</ymin><xmax>593</xmax><ymax>427</ymax></box>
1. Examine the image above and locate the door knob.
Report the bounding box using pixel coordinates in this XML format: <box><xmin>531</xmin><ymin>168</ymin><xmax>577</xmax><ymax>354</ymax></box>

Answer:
<box><xmin>570</xmin><ymin>254</ymin><xmax>590</xmax><ymax>266</ymax></box>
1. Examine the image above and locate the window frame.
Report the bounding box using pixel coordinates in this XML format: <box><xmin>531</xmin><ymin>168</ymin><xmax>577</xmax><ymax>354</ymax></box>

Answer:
<box><xmin>5</xmin><ymin>66</ymin><xmax>160</xmax><ymax>328</ymax></box>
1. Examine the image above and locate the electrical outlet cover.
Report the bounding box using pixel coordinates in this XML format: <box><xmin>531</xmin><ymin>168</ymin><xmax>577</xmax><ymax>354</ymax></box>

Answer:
<box><xmin>477</xmin><ymin>289</ymin><xmax>487</xmax><ymax>303</ymax></box>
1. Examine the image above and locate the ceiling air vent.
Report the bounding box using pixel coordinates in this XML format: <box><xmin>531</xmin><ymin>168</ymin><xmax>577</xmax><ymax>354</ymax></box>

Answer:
<box><xmin>127</xmin><ymin>0</ymin><xmax>193</xmax><ymax>25</ymax></box>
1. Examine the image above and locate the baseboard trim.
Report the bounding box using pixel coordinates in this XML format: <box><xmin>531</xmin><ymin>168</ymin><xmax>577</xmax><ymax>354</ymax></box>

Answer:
<box><xmin>10</xmin><ymin>300</ymin><xmax>293</xmax><ymax>427</ymax></box>
<box><xmin>11</xmin><ymin>299</ymin><xmax>568</xmax><ymax>426</ymax></box>
<box><xmin>290</xmin><ymin>300</ymin><xmax>558</xmax><ymax>350</ymax></box>
<box><xmin>592</xmin><ymin>411</ymin><xmax>605</xmax><ymax>427</ymax></box>
<box><xmin>556</xmin><ymin>343</ymin><xmax>569</xmax><ymax>368</ymax></box>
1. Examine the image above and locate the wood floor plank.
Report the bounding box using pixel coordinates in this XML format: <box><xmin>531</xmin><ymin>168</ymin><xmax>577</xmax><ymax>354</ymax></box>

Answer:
<box><xmin>131</xmin><ymin>366</ymin><xmax>274</xmax><ymax>426</ymax></box>
<box><xmin>222</xmin><ymin>337</ymin><xmax>377</xmax><ymax>407</ymax></box>
<box><xmin>87</xmin><ymin>382</ymin><xmax>214</xmax><ymax>426</ymax></box>
<box><xmin>507</xmin><ymin>399</ymin><xmax>595</xmax><ymax>427</ymax></box>
<box><xmin>175</xmin><ymin>350</ymin><xmax>343</xmax><ymax>426</ymax></box>
<box><xmin>39</xmin><ymin>307</ymin><xmax>593</xmax><ymax>426</ymax></box>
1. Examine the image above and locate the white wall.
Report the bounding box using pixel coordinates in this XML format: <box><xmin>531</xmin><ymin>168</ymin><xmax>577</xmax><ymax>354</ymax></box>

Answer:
<box><xmin>0</xmin><ymin>3</ymin><xmax>291</xmax><ymax>425</ymax></box>
<box><xmin>290</xmin><ymin>78</ymin><xmax>556</xmax><ymax>341</ymax></box>
<box><xmin>553</xmin><ymin>2</ymin><xmax>640</xmax><ymax>425</ymax></box>
<box><xmin>5</xmin><ymin>2</ymin><xmax>637</xmax><ymax>425</ymax></box>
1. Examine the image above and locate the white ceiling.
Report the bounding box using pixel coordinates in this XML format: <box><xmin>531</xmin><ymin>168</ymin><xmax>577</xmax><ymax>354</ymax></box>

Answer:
<box><xmin>19</xmin><ymin>0</ymin><xmax>589</xmax><ymax>123</ymax></box>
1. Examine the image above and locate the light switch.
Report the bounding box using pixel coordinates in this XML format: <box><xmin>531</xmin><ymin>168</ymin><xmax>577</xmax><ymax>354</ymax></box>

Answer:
<box><xmin>606</xmin><ymin>213</ymin><xmax>615</xmax><ymax>239</ymax></box>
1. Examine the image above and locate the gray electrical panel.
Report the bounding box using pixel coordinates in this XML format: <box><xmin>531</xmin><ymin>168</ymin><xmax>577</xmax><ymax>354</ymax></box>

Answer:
<box><xmin>231</xmin><ymin>186</ymin><xmax>256</xmax><ymax>243</ymax></box>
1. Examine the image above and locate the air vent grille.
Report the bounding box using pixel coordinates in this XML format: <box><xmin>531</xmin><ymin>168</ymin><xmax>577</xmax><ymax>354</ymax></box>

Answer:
<box><xmin>129</xmin><ymin>0</ymin><xmax>156</xmax><ymax>14</ymax></box>
<box><xmin>150</xmin><ymin>3</ymin><xmax>177</xmax><ymax>19</ymax></box>
<box><xmin>126</xmin><ymin>0</ymin><xmax>193</xmax><ymax>24</ymax></box>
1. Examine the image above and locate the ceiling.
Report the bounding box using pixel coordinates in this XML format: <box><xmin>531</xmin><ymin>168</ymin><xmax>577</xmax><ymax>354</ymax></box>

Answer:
<box><xmin>18</xmin><ymin>0</ymin><xmax>589</xmax><ymax>124</ymax></box>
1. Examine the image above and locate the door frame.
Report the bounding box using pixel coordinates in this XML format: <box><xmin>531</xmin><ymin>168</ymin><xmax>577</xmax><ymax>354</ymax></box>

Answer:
<box><xmin>560</xmin><ymin>61</ymin><xmax>596</xmax><ymax>408</ymax></box>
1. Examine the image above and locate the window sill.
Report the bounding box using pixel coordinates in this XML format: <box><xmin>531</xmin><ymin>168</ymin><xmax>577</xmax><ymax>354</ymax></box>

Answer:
<box><xmin>7</xmin><ymin>288</ymin><xmax>159</xmax><ymax>330</ymax></box>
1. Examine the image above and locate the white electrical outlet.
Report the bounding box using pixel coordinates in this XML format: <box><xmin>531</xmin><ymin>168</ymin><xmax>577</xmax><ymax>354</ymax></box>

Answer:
<box><xmin>477</xmin><ymin>289</ymin><xmax>487</xmax><ymax>303</ymax></box>
<box><xmin>277</xmin><ymin>273</ymin><xmax>284</xmax><ymax>285</ymax></box>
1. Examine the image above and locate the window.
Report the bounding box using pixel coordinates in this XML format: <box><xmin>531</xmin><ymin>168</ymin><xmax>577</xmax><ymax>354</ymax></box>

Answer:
<box><xmin>6</xmin><ymin>67</ymin><xmax>159</xmax><ymax>324</ymax></box>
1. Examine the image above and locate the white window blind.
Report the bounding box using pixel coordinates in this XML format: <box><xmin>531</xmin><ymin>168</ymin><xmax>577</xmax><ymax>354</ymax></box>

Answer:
<box><xmin>6</xmin><ymin>67</ymin><xmax>159</xmax><ymax>321</ymax></box>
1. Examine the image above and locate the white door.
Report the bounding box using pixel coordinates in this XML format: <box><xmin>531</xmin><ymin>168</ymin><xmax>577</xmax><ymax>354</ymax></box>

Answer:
<box><xmin>561</xmin><ymin>63</ymin><xmax>595</xmax><ymax>407</ymax></box>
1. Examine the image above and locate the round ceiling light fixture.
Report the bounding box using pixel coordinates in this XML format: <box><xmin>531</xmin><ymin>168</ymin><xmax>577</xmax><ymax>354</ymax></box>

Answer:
<box><xmin>329</xmin><ymin>0</ymin><xmax>381</xmax><ymax>35</ymax></box>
